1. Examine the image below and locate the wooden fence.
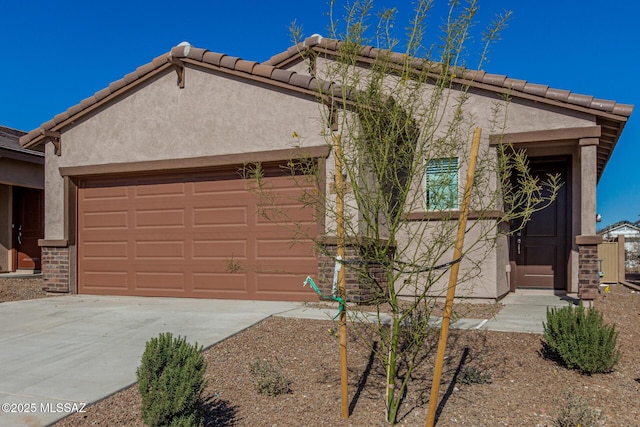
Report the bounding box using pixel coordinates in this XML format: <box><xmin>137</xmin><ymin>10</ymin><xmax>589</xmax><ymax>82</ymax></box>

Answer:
<box><xmin>597</xmin><ymin>235</ymin><xmax>626</xmax><ymax>284</ymax></box>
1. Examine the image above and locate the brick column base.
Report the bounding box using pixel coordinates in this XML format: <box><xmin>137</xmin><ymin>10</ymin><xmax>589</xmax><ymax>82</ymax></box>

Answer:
<box><xmin>577</xmin><ymin>244</ymin><xmax>599</xmax><ymax>300</ymax></box>
<box><xmin>42</xmin><ymin>247</ymin><xmax>70</xmax><ymax>293</ymax></box>
<box><xmin>318</xmin><ymin>240</ymin><xmax>390</xmax><ymax>303</ymax></box>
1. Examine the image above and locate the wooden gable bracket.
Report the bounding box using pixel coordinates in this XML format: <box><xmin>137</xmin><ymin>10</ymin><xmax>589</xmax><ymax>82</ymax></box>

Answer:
<box><xmin>41</xmin><ymin>129</ymin><xmax>62</xmax><ymax>156</ymax></box>
<box><xmin>168</xmin><ymin>55</ymin><xmax>186</xmax><ymax>89</ymax></box>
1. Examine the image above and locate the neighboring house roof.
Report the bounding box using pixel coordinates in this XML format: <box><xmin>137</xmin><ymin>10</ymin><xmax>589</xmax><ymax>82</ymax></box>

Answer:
<box><xmin>0</xmin><ymin>125</ymin><xmax>44</xmax><ymax>158</ymax></box>
<box><xmin>19</xmin><ymin>42</ymin><xmax>336</xmax><ymax>151</ymax></box>
<box><xmin>598</xmin><ymin>220</ymin><xmax>640</xmax><ymax>236</ymax></box>
<box><xmin>265</xmin><ymin>35</ymin><xmax>634</xmax><ymax>178</ymax></box>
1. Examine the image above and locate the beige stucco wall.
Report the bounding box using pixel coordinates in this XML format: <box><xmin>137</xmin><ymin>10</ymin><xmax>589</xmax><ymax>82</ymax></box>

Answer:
<box><xmin>315</xmin><ymin>56</ymin><xmax>597</xmax><ymax>298</ymax></box>
<box><xmin>0</xmin><ymin>184</ymin><xmax>11</xmax><ymax>272</ymax></box>
<box><xmin>44</xmin><ymin>66</ymin><xmax>328</xmax><ymax>240</ymax></box>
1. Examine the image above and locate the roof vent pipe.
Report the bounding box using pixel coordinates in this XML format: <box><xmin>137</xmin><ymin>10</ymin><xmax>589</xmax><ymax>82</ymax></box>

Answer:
<box><xmin>177</xmin><ymin>41</ymin><xmax>191</xmax><ymax>56</ymax></box>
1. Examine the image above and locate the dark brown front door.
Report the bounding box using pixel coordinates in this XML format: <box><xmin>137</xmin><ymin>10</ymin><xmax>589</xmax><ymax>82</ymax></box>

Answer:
<box><xmin>511</xmin><ymin>159</ymin><xmax>570</xmax><ymax>290</ymax></box>
<box><xmin>13</xmin><ymin>187</ymin><xmax>44</xmax><ymax>270</ymax></box>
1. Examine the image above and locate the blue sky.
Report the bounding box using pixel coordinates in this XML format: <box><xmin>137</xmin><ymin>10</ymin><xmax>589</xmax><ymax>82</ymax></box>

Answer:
<box><xmin>1</xmin><ymin>0</ymin><xmax>638</xmax><ymax>227</ymax></box>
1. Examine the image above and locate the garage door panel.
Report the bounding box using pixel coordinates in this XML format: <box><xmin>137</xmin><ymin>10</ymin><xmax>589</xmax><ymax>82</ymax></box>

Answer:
<box><xmin>193</xmin><ymin>206</ymin><xmax>247</xmax><ymax>227</ymax></box>
<box><xmin>78</xmin><ymin>167</ymin><xmax>319</xmax><ymax>301</ymax></box>
<box><xmin>82</xmin><ymin>211</ymin><xmax>129</xmax><ymax>230</ymax></box>
<box><xmin>256</xmin><ymin>239</ymin><xmax>316</xmax><ymax>261</ymax></box>
<box><xmin>135</xmin><ymin>240</ymin><xmax>185</xmax><ymax>260</ymax></box>
<box><xmin>82</xmin><ymin>271</ymin><xmax>129</xmax><ymax>290</ymax></box>
<box><xmin>192</xmin><ymin>240</ymin><xmax>246</xmax><ymax>260</ymax></box>
<box><xmin>82</xmin><ymin>241</ymin><xmax>129</xmax><ymax>259</ymax></box>
<box><xmin>135</xmin><ymin>181</ymin><xmax>185</xmax><ymax>197</ymax></box>
<box><xmin>257</xmin><ymin>205</ymin><xmax>316</xmax><ymax>225</ymax></box>
<box><xmin>81</xmin><ymin>185</ymin><xmax>129</xmax><ymax>201</ymax></box>
<box><xmin>192</xmin><ymin>272</ymin><xmax>247</xmax><ymax>293</ymax></box>
<box><xmin>136</xmin><ymin>209</ymin><xmax>185</xmax><ymax>229</ymax></box>
<box><xmin>135</xmin><ymin>271</ymin><xmax>185</xmax><ymax>291</ymax></box>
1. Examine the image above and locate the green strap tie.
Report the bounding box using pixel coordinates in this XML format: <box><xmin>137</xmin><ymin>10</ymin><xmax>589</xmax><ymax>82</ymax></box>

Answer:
<box><xmin>304</xmin><ymin>276</ymin><xmax>345</xmax><ymax>320</ymax></box>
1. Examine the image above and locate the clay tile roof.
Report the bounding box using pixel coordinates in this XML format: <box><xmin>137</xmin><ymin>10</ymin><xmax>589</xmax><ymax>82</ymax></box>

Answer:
<box><xmin>590</xmin><ymin>98</ymin><xmax>616</xmax><ymax>112</ymax></box>
<box><xmin>135</xmin><ymin>62</ymin><xmax>157</xmax><ymax>77</ymax></box>
<box><xmin>235</xmin><ymin>59</ymin><xmax>258</xmax><ymax>74</ymax></box>
<box><xmin>263</xmin><ymin>37</ymin><xmax>633</xmax><ymax>122</ymax></box>
<box><xmin>613</xmin><ymin>104</ymin><xmax>633</xmax><ymax>116</ymax></box>
<box><xmin>287</xmin><ymin>44</ymin><xmax>302</xmax><ymax>57</ymax></box>
<box><xmin>186</xmin><ymin>47</ymin><xmax>208</xmax><ymax>61</ymax></box>
<box><xmin>53</xmin><ymin>111</ymin><xmax>69</xmax><ymax>125</ymax></box>
<box><xmin>108</xmin><ymin>79</ymin><xmax>127</xmax><ymax>93</ymax></box>
<box><xmin>66</xmin><ymin>104</ymin><xmax>84</xmax><ymax>117</ymax></box>
<box><xmin>503</xmin><ymin>78</ymin><xmax>527</xmax><ymax>92</ymax></box>
<box><xmin>359</xmin><ymin>46</ymin><xmax>373</xmax><ymax>57</ymax></box>
<box><xmin>303</xmin><ymin>34</ymin><xmax>322</xmax><ymax>45</ymax></box>
<box><xmin>289</xmin><ymin>73</ymin><xmax>314</xmax><ymax>89</ymax></box>
<box><xmin>271</xmin><ymin>69</ymin><xmax>295</xmax><ymax>84</ymax></box>
<box><xmin>545</xmin><ymin>88</ymin><xmax>571</xmax><ymax>102</ymax></box>
<box><xmin>567</xmin><ymin>93</ymin><xmax>593</xmax><ymax>107</ymax></box>
<box><xmin>219</xmin><ymin>55</ymin><xmax>239</xmax><ymax>70</ymax></box>
<box><xmin>122</xmin><ymin>71</ymin><xmax>139</xmax><ymax>85</ymax></box>
<box><xmin>252</xmin><ymin>63</ymin><xmax>275</xmax><ymax>79</ymax></box>
<box><xmin>307</xmin><ymin>77</ymin><xmax>321</xmax><ymax>92</ymax></box>
<box><xmin>94</xmin><ymin>87</ymin><xmax>111</xmax><ymax>102</ymax></box>
<box><xmin>268</xmin><ymin>51</ymin><xmax>291</xmax><ymax>66</ymax></box>
<box><xmin>463</xmin><ymin>70</ymin><xmax>486</xmax><ymax>81</ymax></box>
<box><xmin>19</xmin><ymin>37</ymin><xmax>634</xmax><ymax>172</ymax></box>
<box><xmin>522</xmin><ymin>82</ymin><xmax>549</xmax><ymax>97</ymax></box>
<box><xmin>481</xmin><ymin>74</ymin><xmax>507</xmax><ymax>86</ymax></box>
<box><xmin>202</xmin><ymin>51</ymin><xmax>225</xmax><ymax>66</ymax></box>
<box><xmin>19</xmin><ymin>42</ymin><xmax>332</xmax><ymax>149</ymax></box>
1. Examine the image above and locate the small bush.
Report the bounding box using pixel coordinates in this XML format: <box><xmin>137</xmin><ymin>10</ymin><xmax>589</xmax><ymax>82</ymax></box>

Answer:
<box><xmin>249</xmin><ymin>358</ymin><xmax>291</xmax><ymax>396</ymax></box>
<box><xmin>456</xmin><ymin>366</ymin><xmax>492</xmax><ymax>385</ymax></box>
<box><xmin>137</xmin><ymin>332</ymin><xmax>207</xmax><ymax>427</ymax></box>
<box><xmin>543</xmin><ymin>302</ymin><xmax>620</xmax><ymax>374</ymax></box>
<box><xmin>554</xmin><ymin>390</ymin><xmax>606</xmax><ymax>427</ymax></box>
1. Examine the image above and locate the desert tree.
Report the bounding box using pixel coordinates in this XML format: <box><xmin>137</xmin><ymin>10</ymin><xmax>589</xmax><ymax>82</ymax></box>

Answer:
<box><xmin>249</xmin><ymin>0</ymin><xmax>560</xmax><ymax>423</ymax></box>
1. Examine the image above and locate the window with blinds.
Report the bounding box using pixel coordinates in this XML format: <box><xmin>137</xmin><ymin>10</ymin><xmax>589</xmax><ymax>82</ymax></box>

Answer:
<box><xmin>426</xmin><ymin>157</ymin><xmax>459</xmax><ymax>210</ymax></box>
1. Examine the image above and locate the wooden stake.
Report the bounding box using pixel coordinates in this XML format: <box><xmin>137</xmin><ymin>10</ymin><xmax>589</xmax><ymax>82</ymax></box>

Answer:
<box><xmin>334</xmin><ymin>133</ymin><xmax>349</xmax><ymax>419</ymax></box>
<box><xmin>426</xmin><ymin>128</ymin><xmax>482</xmax><ymax>427</ymax></box>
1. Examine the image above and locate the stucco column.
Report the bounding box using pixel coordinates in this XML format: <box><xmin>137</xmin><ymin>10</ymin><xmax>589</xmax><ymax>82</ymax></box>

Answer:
<box><xmin>576</xmin><ymin>138</ymin><xmax>601</xmax><ymax>300</ymax></box>
<box><xmin>579</xmin><ymin>139</ymin><xmax>598</xmax><ymax>235</ymax></box>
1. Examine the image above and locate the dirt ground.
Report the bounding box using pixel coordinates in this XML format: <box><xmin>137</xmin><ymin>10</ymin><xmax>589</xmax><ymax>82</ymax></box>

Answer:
<box><xmin>3</xmin><ymin>277</ymin><xmax>638</xmax><ymax>426</ymax></box>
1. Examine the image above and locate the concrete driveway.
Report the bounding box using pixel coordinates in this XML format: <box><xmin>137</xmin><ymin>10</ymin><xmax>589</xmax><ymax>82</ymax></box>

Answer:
<box><xmin>0</xmin><ymin>292</ymin><xmax>572</xmax><ymax>426</ymax></box>
<box><xmin>0</xmin><ymin>295</ymin><xmax>302</xmax><ymax>427</ymax></box>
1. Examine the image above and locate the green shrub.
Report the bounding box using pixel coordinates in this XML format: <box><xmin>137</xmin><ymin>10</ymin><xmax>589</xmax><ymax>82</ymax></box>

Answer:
<box><xmin>456</xmin><ymin>366</ymin><xmax>492</xmax><ymax>386</ymax></box>
<box><xmin>249</xmin><ymin>358</ymin><xmax>291</xmax><ymax>396</ymax></box>
<box><xmin>543</xmin><ymin>302</ymin><xmax>620</xmax><ymax>374</ymax></box>
<box><xmin>554</xmin><ymin>390</ymin><xmax>606</xmax><ymax>427</ymax></box>
<box><xmin>137</xmin><ymin>332</ymin><xmax>207</xmax><ymax>427</ymax></box>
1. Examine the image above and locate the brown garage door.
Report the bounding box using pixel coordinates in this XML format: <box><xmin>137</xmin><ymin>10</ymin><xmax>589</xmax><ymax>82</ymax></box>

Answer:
<box><xmin>77</xmin><ymin>167</ymin><xmax>319</xmax><ymax>301</ymax></box>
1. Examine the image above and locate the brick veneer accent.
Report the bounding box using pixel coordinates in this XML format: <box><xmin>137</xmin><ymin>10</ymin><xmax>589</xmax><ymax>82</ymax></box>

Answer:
<box><xmin>41</xmin><ymin>247</ymin><xmax>70</xmax><ymax>293</ymax></box>
<box><xmin>578</xmin><ymin>244</ymin><xmax>599</xmax><ymax>300</ymax></box>
<box><xmin>318</xmin><ymin>242</ymin><xmax>390</xmax><ymax>303</ymax></box>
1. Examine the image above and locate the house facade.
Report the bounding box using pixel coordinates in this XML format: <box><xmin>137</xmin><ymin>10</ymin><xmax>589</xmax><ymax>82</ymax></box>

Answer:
<box><xmin>20</xmin><ymin>37</ymin><xmax>633</xmax><ymax>301</ymax></box>
<box><xmin>0</xmin><ymin>126</ymin><xmax>44</xmax><ymax>273</ymax></box>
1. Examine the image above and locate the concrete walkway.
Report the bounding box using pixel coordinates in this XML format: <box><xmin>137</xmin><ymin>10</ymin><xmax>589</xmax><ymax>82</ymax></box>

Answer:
<box><xmin>278</xmin><ymin>293</ymin><xmax>578</xmax><ymax>334</ymax></box>
<box><xmin>0</xmin><ymin>293</ymin><xmax>575</xmax><ymax>426</ymax></box>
